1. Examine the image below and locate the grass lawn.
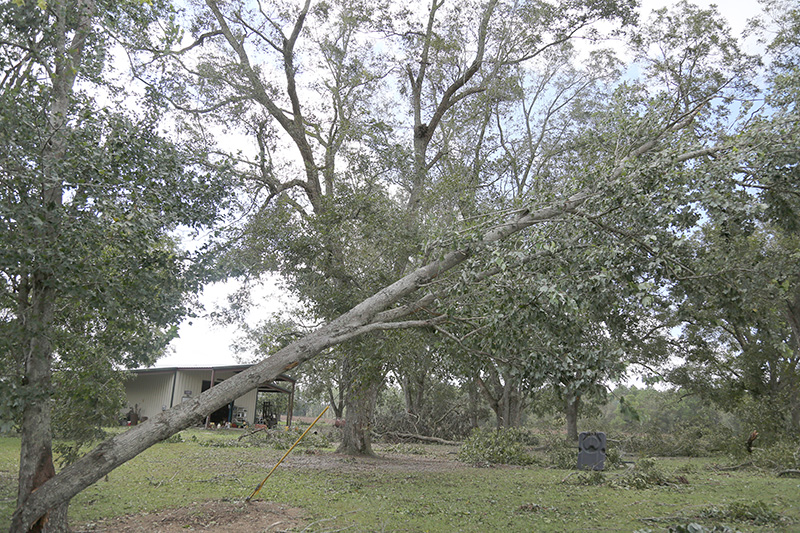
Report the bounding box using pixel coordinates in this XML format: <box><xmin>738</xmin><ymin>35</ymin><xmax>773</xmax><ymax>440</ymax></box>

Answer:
<box><xmin>1</xmin><ymin>430</ymin><xmax>799</xmax><ymax>531</ymax></box>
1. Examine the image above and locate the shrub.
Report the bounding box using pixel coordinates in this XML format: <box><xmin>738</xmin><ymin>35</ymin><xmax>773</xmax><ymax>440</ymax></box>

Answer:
<box><xmin>617</xmin><ymin>425</ymin><xmax>739</xmax><ymax>457</ymax></box>
<box><xmin>748</xmin><ymin>440</ymin><xmax>800</xmax><ymax>470</ymax></box>
<box><xmin>569</xmin><ymin>470</ymin><xmax>606</xmax><ymax>486</ymax></box>
<box><xmin>457</xmin><ymin>427</ymin><xmax>536</xmax><ymax>466</ymax></box>
<box><xmin>546</xmin><ymin>441</ymin><xmax>577</xmax><ymax>469</ymax></box>
<box><xmin>700</xmin><ymin>500</ymin><xmax>783</xmax><ymax>526</ymax></box>
<box><xmin>604</xmin><ymin>445</ymin><xmax>622</xmax><ymax>468</ymax></box>
<box><xmin>612</xmin><ymin>457</ymin><xmax>671</xmax><ymax>489</ymax></box>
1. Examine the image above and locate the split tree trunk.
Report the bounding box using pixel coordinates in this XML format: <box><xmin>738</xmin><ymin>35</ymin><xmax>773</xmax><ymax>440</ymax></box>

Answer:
<box><xmin>327</xmin><ymin>387</ymin><xmax>344</xmax><ymax>419</ymax></box>
<box><xmin>401</xmin><ymin>370</ymin><xmax>426</xmax><ymax>418</ymax></box>
<box><xmin>477</xmin><ymin>367</ymin><xmax>524</xmax><ymax>428</ymax></box>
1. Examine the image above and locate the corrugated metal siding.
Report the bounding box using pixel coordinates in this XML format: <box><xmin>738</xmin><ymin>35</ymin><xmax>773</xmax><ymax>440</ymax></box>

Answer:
<box><xmin>235</xmin><ymin>389</ymin><xmax>257</xmax><ymax>424</ymax></box>
<box><xmin>124</xmin><ymin>372</ymin><xmax>173</xmax><ymax>420</ymax></box>
<box><xmin>126</xmin><ymin>368</ymin><xmax>271</xmax><ymax>425</ymax></box>
<box><xmin>173</xmin><ymin>370</ymin><xmax>206</xmax><ymax>405</ymax></box>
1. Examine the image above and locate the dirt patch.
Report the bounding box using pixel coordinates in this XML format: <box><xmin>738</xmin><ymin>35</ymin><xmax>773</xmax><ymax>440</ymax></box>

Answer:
<box><xmin>73</xmin><ymin>499</ymin><xmax>307</xmax><ymax>533</ymax></box>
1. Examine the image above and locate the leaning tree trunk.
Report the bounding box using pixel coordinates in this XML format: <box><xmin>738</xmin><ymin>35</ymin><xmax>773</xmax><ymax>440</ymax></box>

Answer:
<box><xmin>565</xmin><ymin>396</ymin><xmax>580</xmax><ymax>442</ymax></box>
<box><xmin>327</xmin><ymin>387</ymin><xmax>344</xmax><ymax>419</ymax></box>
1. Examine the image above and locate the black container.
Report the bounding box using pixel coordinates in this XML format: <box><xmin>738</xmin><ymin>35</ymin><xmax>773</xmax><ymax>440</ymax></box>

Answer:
<box><xmin>577</xmin><ymin>431</ymin><xmax>606</xmax><ymax>470</ymax></box>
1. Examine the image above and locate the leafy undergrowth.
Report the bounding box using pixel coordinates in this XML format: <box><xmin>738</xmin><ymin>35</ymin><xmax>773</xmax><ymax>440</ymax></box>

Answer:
<box><xmin>1</xmin><ymin>432</ymin><xmax>799</xmax><ymax>532</ymax></box>
<box><xmin>565</xmin><ymin>457</ymin><xmax>674</xmax><ymax>489</ymax></box>
<box><xmin>457</xmin><ymin>427</ymin><xmax>538</xmax><ymax>466</ymax></box>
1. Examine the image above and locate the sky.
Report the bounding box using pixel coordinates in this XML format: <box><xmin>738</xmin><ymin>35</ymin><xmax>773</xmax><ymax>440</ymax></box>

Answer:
<box><xmin>153</xmin><ymin>0</ymin><xmax>767</xmax><ymax>369</ymax></box>
<box><xmin>153</xmin><ymin>276</ymin><xmax>291</xmax><ymax>368</ymax></box>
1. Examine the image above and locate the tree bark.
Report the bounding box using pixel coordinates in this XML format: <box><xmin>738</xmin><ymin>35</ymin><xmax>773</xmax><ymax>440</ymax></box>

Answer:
<box><xmin>400</xmin><ymin>359</ymin><xmax>427</xmax><ymax>417</ymax></box>
<box><xmin>477</xmin><ymin>366</ymin><xmax>525</xmax><ymax>428</ymax></box>
<box><xmin>338</xmin><ymin>377</ymin><xmax>381</xmax><ymax>456</ymax></box>
<box><xmin>565</xmin><ymin>396</ymin><xmax>580</xmax><ymax>442</ymax></box>
<box><xmin>467</xmin><ymin>379</ymin><xmax>479</xmax><ymax>429</ymax></box>
<box><xmin>327</xmin><ymin>387</ymin><xmax>344</xmax><ymax>419</ymax></box>
<box><xmin>14</xmin><ymin>0</ymin><xmax>94</xmax><ymax>528</ymax></box>
<box><xmin>16</xmin><ymin>278</ymin><xmax>69</xmax><ymax>533</ymax></box>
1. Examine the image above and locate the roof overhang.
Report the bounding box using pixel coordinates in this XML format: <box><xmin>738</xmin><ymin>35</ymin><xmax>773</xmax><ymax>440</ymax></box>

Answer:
<box><xmin>127</xmin><ymin>364</ymin><xmax>296</xmax><ymax>392</ymax></box>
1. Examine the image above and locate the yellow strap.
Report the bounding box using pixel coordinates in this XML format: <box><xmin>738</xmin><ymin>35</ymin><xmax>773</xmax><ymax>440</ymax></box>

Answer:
<box><xmin>246</xmin><ymin>405</ymin><xmax>330</xmax><ymax>502</ymax></box>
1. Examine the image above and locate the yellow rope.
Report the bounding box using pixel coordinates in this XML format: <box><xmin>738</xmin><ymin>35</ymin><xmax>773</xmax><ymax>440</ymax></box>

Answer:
<box><xmin>246</xmin><ymin>405</ymin><xmax>330</xmax><ymax>502</ymax></box>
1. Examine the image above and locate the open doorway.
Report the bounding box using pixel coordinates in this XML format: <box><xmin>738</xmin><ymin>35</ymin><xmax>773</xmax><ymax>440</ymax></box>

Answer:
<box><xmin>202</xmin><ymin>379</ymin><xmax>232</xmax><ymax>425</ymax></box>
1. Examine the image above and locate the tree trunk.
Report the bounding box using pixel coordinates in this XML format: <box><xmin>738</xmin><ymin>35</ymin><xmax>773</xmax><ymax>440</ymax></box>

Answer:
<box><xmin>12</xmin><ymin>1</ymin><xmax>95</xmax><ymax>529</ymax></box>
<box><xmin>16</xmin><ymin>276</ymin><xmax>70</xmax><ymax>533</ymax></box>
<box><xmin>401</xmin><ymin>367</ymin><xmax>426</xmax><ymax>417</ymax></box>
<box><xmin>467</xmin><ymin>379</ymin><xmax>479</xmax><ymax>429</ymax></box>
<box><xmin>327</xmin><ymin>387</ymin><xmax>344</xmax><ymax>420</ymax></box>
<box><xmin>565</xmin><ymin>396</ymin><xmax>580</xmax><ymax>442</ymax></box>
<box><xmin>477</xmin><ymin>367</ymin><xmax>525</xmax><ymax>428</ymax></box>
<box><xmin>338</xmin><ymin>377</ymin><xmax>381</xmax><ymax>456</ymax></box>
<box><xmin>475</xmin><ymin>375</ymin><xmax>502</xmax><ymax>429</ymax></box>
<box><xmin>501</xmin><ymin>372</ymin><xmax>525</xmax><ymax>427</ymax></box>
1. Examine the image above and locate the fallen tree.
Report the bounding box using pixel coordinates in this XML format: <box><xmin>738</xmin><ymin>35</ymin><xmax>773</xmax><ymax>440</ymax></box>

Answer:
<box><xmin>11</xmin><ymin>190</ymin><xmax>599</xmax><ymax>531</ymax></box>
<box><xmin>383</xmin><ymin>433</ymin><xmax>463</xmax><ymax>446</ymax></box>
<box><xmin>9</xmin><ymin>100</ymin><xmax>716</xmax><ymax>530</ymax></box>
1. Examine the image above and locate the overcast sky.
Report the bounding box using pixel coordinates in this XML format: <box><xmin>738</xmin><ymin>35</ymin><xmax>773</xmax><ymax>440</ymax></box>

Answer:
<box><xmin>153</xmin><ymin>0</ymin><xmax>767</xmax><ymax>369</ymax></box>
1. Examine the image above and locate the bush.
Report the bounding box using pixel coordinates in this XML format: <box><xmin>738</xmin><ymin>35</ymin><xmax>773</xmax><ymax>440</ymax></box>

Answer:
<box><xmin>605</xmin><ymin>445</ymin><xmax>623</xmax><ymax>468</ymax></box>
<box><xmin>617</xmin><ymin>424</ymin><xmax>738</xmax><ymax>457</ymax></box>
<box><xmin>748</xmin><ymin>440</ymin><xmax>800</xmax><ymax>470</ymax></box>
<box><xmin>568</xmin><ymin>470</ymin><xmax>606</xmax><ymax>486</ymax></box>
<box><xmin>457</xmin><ymin>427</ymin><xmax>536</xmax><ymax>466</ymax></box>
<box><xmin>700</xmin><ymin>500</ymin><xmax>783</xmax><ymax>526</ymax></box>
<box><xmin>567</xmin><ymin>457</ymin><xmax>678</xmax><ymax>490</ymax></box>
<box><xmin>546</xmin><ymin>440</ymin><xmax>577</xmax><ymax>469</ymax></box>
<box><xmin>612</xmin><ymin>457</ymin><xmax>671</xmax><ymax>489</ymax></box>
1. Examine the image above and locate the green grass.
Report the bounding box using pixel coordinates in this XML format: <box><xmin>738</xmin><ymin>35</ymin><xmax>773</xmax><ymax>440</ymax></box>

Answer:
<box><xmin>1</xmin><ymin>431</ymin><xmax>799</xmax><ymax>531</ymax></box>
